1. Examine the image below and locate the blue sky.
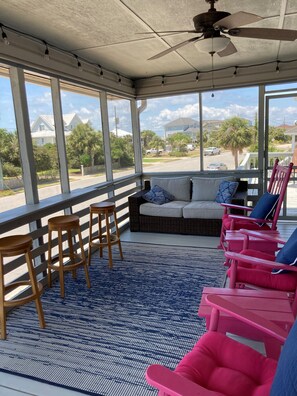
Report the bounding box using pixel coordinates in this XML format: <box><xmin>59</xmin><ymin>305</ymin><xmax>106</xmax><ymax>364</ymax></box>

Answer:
<box><xmin>1</xmin><ymin>76</ymin><xmax>297</xmax><ymax>136</ymax></box>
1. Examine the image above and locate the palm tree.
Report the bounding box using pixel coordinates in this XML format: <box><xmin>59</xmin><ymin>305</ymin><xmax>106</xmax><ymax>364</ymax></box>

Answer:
<box><xmin>218</xmin><ymin>117</ymin><xmax>253</xmax><ymax>168</ymax></box>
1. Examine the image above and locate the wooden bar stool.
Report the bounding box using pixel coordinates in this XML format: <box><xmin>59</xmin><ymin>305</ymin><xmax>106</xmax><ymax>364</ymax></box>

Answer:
<box><xmin>0</xmin><ymin>234</ymin><xmax>45</xmax><ymax>340</ymax></box>
<box><xmin>48</xmin><ymin>214</ymin><xmax>91</xmax><ymax>298</ymax></box>
<box><xmin>87</xmin><ymin>201</ymin><xmax>123</xmax><ymax>269</ymax></box>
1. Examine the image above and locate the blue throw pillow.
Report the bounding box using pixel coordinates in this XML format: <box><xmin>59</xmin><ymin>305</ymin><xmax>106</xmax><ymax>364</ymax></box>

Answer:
<box><xmin>250</xmin><ymin>192</ymin><xmax>279</xmax><ymax>226</ymax></box>
<box><xmin>215</xmin><ymin>180</ymin><xmax>239</xmax><ymax>204</ymax></box>
<box><xmin>270</xmin><ymin>318</ymin><xmax>297</xmax><ymax>395</ymax></box>
<box><xmin>272</xmin><ymin>228</ymin><xmax>297</xmax><ymax>274</ymax></box>
<box><xmin>143</xmin><ymin>184</ymin><xmax>175</xmax><ymax>205</ymax></box>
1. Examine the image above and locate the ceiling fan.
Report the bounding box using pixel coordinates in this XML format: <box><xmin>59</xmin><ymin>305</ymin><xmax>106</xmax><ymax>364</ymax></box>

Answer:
<box><xmin>146</xmin><ymin>0</ymin><xmax>297</xmax><ymax>60</ymax></box>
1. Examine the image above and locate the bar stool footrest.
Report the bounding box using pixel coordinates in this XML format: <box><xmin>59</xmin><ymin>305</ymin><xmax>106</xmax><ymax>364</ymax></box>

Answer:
<box><xmin>48</xmin><ymin>254</ymin><xmax>85</xmax><ymax>272</ymax></box>
<box><xmin>4</xmin><ymin>280</ymin><xmax>43</xmax><ymax>307</ymax></box>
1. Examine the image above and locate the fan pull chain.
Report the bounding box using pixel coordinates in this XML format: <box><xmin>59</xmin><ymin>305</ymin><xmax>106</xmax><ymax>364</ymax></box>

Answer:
<box><xmin>211</xmin><ymin>52</ymin><xmax>215</xmax><ymax>98</ymax></box>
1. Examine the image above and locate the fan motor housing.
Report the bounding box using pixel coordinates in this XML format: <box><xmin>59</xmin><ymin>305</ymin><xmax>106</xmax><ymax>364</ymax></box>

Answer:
<box><xmin>193</xmin><ymin>11</ymin><xmax>231</xmax><ymax>32</ymax></box>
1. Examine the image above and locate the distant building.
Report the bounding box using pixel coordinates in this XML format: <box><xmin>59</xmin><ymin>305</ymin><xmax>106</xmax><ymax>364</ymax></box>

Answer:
<box><xmin>164</xmin><ymin>117</ymin><xmax>199</xmax><ymax>139</ymax></box>
<box><xmin>31</xmin><ymin>113</ymin><xmax>86</xmax><ymax>146</ymax></box>
<box><xmin>164</xmin><ymin>117</ymin><xmax>225</xmax><ymax>140</ymax></box>
<box><xmin>110</xmin><ymin>128</ymin><xmax>132</xmax><ymax>138</ymax></box>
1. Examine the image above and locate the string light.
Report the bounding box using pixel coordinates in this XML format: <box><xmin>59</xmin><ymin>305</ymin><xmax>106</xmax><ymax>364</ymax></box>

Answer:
<box><xmin>117</xmin><ymin>73</ymin><xmax>122</xmax><ymax>85</ymax></box>
<box><xmin>74</xmin><ymin>55</ymin><xmax>83</xmax><ymax>72</ymax></box>
<box><xmin>161</xmin><ymin>75</ymin><xmax>165</xmax><ymax>87</ymax></box>
<box><xmin>196</xmin><ymin>71</ymin><xmax>199</xmax><ymax>83</ymax></box>
<box><xmin>43</xmin><ymin>41</ymin><xmax>50</xmax><ymax>61</ymax></box>
<box><xmin>0</xmin><ymin>24</ymin><xmax>9</xmax><ymax>45</ymax></box>
<box><xmin>0</xmin><ymin>22</ymin><xmax>296</xmax><ymax>88</ymax></box>
<box><xmin>98</xmin><ymin>64</ymin><xmax>104</xmax><ymax>79</ymax></box>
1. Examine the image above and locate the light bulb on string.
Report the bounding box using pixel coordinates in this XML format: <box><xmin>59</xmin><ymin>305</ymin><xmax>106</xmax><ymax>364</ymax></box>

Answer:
<box><xmin>196</xmin><ymin>71</ymin><xmax>199</xmax><ymax>83</ymax></box>
<box><xmin>98</xmin><ymin>64</ymin><xmax>104</xmax><ymax>79</ymax></box>
<box><xmin>233</xmin><ymin>66</ymin><xmax>238</xmax><ymax>78</ymax></box>
<box><xmin>43</xmin><ymin>41</ymin><xmax>50</xmax><ymax>61</ymax></box>
<box><xmin>276</xmin><ymin>61</ymin><xmax>280</xmax><ymax>73</ymax></box>
<box><xmin>74</xmin><ymin>55</ymin><xmax>83</xmax><ymax>72</ymax></box>
<box><xmin>0</xmin><ymin>25</ymin><xmax>9</xmax><ymax>45</ymax></box>
<box><xmin>117</xmin><ymin>73</ymin><xmax>122</xmax><ymax>86</ymax></box>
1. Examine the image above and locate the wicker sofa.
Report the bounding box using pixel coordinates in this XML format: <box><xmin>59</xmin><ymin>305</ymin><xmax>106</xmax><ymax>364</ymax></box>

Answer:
<box><xmin>129</xmin><ymin>176</ymin><xmax>248</xmax><ymax>236</ymax></box>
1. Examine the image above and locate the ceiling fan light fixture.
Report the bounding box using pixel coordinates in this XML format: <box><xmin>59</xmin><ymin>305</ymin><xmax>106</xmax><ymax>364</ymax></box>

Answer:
<box><xmin>195</xmin><ymin>36</ymin><xmax>230</xmax><ymax>54</ymax></box>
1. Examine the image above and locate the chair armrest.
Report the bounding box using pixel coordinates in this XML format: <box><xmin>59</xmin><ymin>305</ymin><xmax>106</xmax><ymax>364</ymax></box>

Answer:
<box><xmin>206</xmin><ymin>295</ymin><xmax>287</xmax><ymax>343</ymax></box>
<box><xmin>227</xmin><ymin>214</ymin><xmax>272</xmax><ymax>224</ymax></box>
<box><xmin>239</xmin><ymin>229</ymin><xmax>286</xmax><ymax>245</ymax></box>
<box><xmin>146</xmin><ymin>364</ymin><xmax>221</xmax><ymax>396</ymax></box>
<box><xmin>225</xmin><ymin>250</ymin><xmax>297</xmax><ymax>288</ymax></box>
<box><xmin>225</xmin><ymin>251</ymin><xmax>297</xmax><ymax>272</ymax></box>
<box><xmin>221</xmin><ymin>203</ymin><xmax>252</xmax><ymax>211</ymax></box>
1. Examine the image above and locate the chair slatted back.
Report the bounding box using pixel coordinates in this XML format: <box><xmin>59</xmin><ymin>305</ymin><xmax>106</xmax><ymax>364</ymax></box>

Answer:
<box><xmin>267</xmin><ymin>159</ymin><xmax>293</xmax><ymax>229</ymax></box>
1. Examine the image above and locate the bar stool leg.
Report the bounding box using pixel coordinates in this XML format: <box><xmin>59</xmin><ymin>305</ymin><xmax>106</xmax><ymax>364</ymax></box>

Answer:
<box><xmin>67</xmin><ymin>229</ymin><xmax>76</xmax><ymax>279</ymax></box>
<box><xmin>87</xmin><ymin>211</ymin><xmax>93</xmax><ymax>266</ymax></box>
<box><xmin>0</xmin><ymin>254</ymin><xmax>6</xmax><ymax>340</ymax></box>
<box><xmin>25</xmin><ymin>250</ymin><xmax>45</xmax><ymax>329</ymax></box>
<box><xmin>58</xmin><ymin>230</ymin><xmax>65</xmax><ymax>298</ymax></box>
<box><xmin>47</xmin><ymin>230</ymin><xmax>53</xmax><ymax>288</ymax></box>
<box><xmin>98</xmin><ymin>213</ymin><xmax>103</xmax><ymax>258</ymax></box>
<box><xmin>105</xmin><ymin>214</ymin><xmax>113</xmax><ymax>269</ymax></box>
<box><xmin>77</xmin><ymin>226</ymin><xmax>91</xmax><ymax>289</ymax></box>
<box><xmin>114</xmin><ymin>210</ymin><xmax>123</xmax><ymax>260</ymax></box>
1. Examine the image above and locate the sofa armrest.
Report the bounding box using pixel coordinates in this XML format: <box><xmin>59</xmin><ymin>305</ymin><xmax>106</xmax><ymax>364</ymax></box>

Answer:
<box><xmin>128</xmin><ymin>189</ymin><xmax>149</xmax><ymax>231</ymax></box>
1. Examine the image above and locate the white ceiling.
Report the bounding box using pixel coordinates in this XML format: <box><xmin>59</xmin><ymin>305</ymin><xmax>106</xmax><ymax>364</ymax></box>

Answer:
<box><xmin>0</xmin><ymin>0</ymin><xmax>297</xmax><ymax>81</ymax></box>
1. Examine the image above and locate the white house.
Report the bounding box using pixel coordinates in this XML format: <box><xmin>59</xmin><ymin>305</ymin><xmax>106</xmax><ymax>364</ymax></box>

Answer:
<box><xmin>31</xmin><ymin>113</ymin><xmax>85</xmax><ymax>146</ymax></box>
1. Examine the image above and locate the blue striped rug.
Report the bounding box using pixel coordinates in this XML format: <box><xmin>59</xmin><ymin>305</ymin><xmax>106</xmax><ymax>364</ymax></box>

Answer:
<box><xmin>0</xmin><ymin>242</ymin><xmax>226</xmax><ymax>395</ymax></box>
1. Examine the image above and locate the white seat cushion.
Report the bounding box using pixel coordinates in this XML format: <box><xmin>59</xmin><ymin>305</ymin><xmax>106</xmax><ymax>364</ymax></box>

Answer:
<box><xmin>183</xmin><ymin>201</ymin><xmax>225</xmax><ymax>219</ymax></box>
<box><xmin>140</xmin><ymin>201</ymin><xmax>188</xmax><ymax>218</ymax></box>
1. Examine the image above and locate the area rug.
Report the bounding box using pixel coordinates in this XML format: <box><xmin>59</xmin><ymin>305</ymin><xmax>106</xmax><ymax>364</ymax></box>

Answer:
<box><xmin>0</xmin><ymin>242</ymin><xmax>226</xmax><ymax>395</ymax></box>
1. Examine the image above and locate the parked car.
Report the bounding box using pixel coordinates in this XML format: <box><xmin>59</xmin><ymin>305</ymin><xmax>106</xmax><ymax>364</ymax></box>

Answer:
<box><xmin>207</xmin><ymin>162</ymin><xmax>228</xmax><ymax>170</ymax></box>
<box><xmin>186</xmin><ymin>144</ymin><xmax>195</xmax><ymax>151</ymax></box>
<box><xmin>204</xmin><ymin>147</ymin><xmax>220</xmax><ymax>156</ymax></box>
<box><xmin>146</xmin><ymin>148</ymin><xmax>163</xmax><ymax>154</ymax></box>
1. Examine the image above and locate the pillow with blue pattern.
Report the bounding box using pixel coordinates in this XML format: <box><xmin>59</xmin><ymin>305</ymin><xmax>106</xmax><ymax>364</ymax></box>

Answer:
<box><xmin>272</xmin><ymin>228</ymin><xmax>297</xmax><ymax>274</ymax></box>
<box><xmin>250</xmin><ymin>192</ymin><xmax>279</xmax><ymax>226</ymax></box>
<box><xmin>215</xmin><ymin>180</ymin><xmax>239</xmax><ymax>204</ymax></box>
<box><xmin>143</xmin><ymin>184</ymin><xmax>175</xmax><ymax>205</ymax></box>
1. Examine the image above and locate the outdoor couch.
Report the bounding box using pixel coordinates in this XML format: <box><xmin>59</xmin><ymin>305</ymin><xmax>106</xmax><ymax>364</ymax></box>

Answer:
<box><xmin>128</xmin><ymin>176</ymin><xmax>248</xmax><ymax>236</ymax></box>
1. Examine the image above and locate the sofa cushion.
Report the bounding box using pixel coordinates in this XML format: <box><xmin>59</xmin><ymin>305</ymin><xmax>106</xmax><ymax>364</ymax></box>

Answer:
<box><xmin>143</xmin><ymin>184</ymin><xmax>175</xmax><ymax>205</ymax></box>
<box><xmin>192</xmin><ymin>177</ymin><xmax>234</xmax><ymax>201</ymax></box>
<box><xmin>183</xmin><ymin>201</ymin><xmax>225</xmax><ymax>219</ymax></box>
<box><xmin>140</xmin><ymin>201</ymin><xmax>188</xmax><ymax>218</ymax></box>
<box><xmin>150</xmin><ymin>177</ymin><xmax>191</xmax><ymax>201</ymax></box>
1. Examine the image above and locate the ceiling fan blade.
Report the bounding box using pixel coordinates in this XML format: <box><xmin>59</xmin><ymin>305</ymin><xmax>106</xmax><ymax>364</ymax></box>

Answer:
<box><xmin>228</xmin><ymin>27</ymin><xmax>297</xmax><ymax>41</ymax></box>
<box><xmin>138</xmin><ymin>30</ymin><xmax>197</xmax><ymax>35</ymax></box>
<box><xmin>214</xmin><ymin>11</ymin><xmax>262</xmax><ymax>30</ymax></box>
<box><xmin>217</xmin><ymin>41</ymin><xmax>237</xmax><ymax>57</ymax></box>
<box><xmin>148</xmin><ymin>36</ymin><xmax>202</xmax><ymax>60</ymax></box>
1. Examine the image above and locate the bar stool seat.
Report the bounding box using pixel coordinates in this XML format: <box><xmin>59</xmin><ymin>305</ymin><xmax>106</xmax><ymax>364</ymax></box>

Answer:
<box><xmin>48</xmin><ymin>214</ymin><xmax>91</xmax><ymax>298</ymax></box>
<box><xmin>0</xmin><ymin>234</ymin><xmax>45</xmax><ymax>340</ymax></box>
<box><xmin>88</xmin><ymin>202</ymin><xmax>123</xmax><ymax>269</ymax></box>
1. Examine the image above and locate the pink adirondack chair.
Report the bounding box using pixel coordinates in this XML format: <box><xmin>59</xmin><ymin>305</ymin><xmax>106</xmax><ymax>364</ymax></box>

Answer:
<box><xmin>225</xmin><ymin>228</ymin><xmax>297</xmax><ymax>315</ymax></box>
<box><xmin>219</xmin><ymin>159</ymin><xmax>293</xmax><ymax>250</ymax></box>
<box><xmin>146</xmin><ymin>294</ymin><xmax>291</xmax><ymax>396</ymax></box>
